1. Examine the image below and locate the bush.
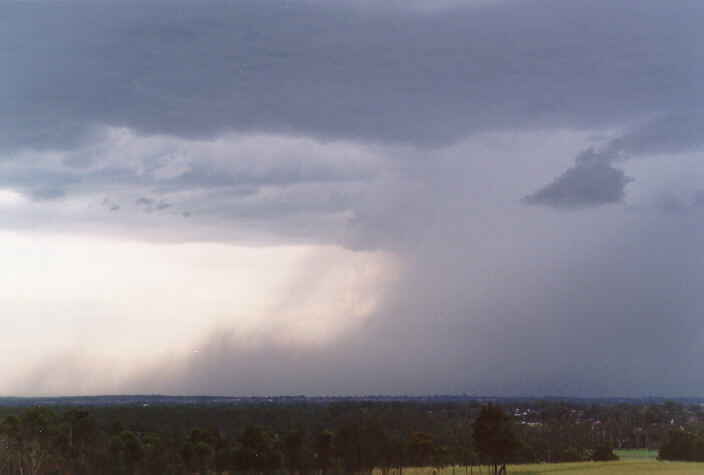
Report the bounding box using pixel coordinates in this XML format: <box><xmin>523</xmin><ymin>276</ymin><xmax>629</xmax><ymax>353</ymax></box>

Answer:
<box><xmin>592</xmin><ymin>441</ymin><xmax>618</xmax><ymax>461</ymax></box>
<box><xmin>658</xmin><ymin>430</ymin><xmax>704</xmax><ymax>461</ymax></box>
<box><xmin>557</xmin><ymin>447</ymin><xmax>582</xmax><ymax>462</ymax></box>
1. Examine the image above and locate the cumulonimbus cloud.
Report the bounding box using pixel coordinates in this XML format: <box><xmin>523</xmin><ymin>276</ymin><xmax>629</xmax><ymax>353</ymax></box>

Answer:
<box><xmin>1</xmin><ymin>0</ymin><xmax>704</xmax><ymax>398</ymax></box>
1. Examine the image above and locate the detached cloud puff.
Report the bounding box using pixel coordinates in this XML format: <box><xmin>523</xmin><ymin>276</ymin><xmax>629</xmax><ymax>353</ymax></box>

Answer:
<box><xmin>525</xmin><ymin>112</ymin><xmax>704</xmax><ymax>209</ymax></box>
<box><xmin>523</xmin><ymin>160</ymin><xmax>630</xmax><ymax>208</ymax></box>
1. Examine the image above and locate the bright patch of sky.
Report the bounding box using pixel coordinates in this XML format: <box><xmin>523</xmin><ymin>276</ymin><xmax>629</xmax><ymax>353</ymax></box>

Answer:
<box><xmin>0</xmin><ymin>231</ymin><xmax>396</xmax><ymax>395</ymax></box>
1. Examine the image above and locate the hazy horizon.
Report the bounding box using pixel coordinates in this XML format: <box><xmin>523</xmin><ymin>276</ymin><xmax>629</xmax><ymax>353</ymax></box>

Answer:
<box><xmin>1</xmin><ymin>0</ymin><xmax>703</xmax><ymax>397</ymax></box>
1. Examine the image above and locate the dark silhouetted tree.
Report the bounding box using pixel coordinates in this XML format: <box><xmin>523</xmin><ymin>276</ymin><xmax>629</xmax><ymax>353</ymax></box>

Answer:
<box><xmin>592</xmin><ymin>441</ymin><xmax>618</xmax><ymax>461</ymax></box>
<box><xmin>120</xmin><ymin>430</ymin><xmax>143</xmax><ymax>474</ymax></box>
<box><xmin>315</xmin><ymin>430</ymin><xmax>333</xmax><ymax>474</ymax></box>
<box><xmin>658</xmin><ymin>430</ymin><xmax>704</xmax><ymax>461</ymax></box>
<box><xmin>335</xmin><ymin>417</ymin><xmax>363</xmax><ymax>472</ymax></box>
<box><xmin>283</xmin><ymin>429</ymin><xmax>304</xmax><ymax>473</ymax></box>
<box><xmin>473</xmin><ymin>404</ymin><xmax>519</xmax><ymax>474</ymax></box>
<box><xmin>232</xmin><ymin>424</ymin><xmax>282</xmax><ymax>472</ymax></box>
<box><xmin>558</xmin><ymin>446</ymin><xmax>582</xmax><ymax>462</ymax></box>
<box><xmin>406</xmin><ymin>432</ymin><xmax>433</xmax><ymax>467</ymax></box>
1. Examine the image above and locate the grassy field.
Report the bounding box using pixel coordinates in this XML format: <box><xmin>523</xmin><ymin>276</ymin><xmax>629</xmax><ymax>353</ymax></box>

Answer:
<box><xmin>373</xmin><ymin>458</ymin><xmax>704</xmax><ymax>474</ymax></box>
<box><xmin>615</xmin><ymin>448</ymin><xmax>658</xmax><ymax>460</ymax></box>
<box><xmin>507</xmin><ymin>460</ymin><xmax>704</xmax><ymax>474</ymax></box>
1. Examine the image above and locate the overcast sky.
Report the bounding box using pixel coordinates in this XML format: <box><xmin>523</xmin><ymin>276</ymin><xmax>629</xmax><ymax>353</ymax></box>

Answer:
<box><xmin>1</xmin><ymin>0</ymin><xmax>703</xmax><ymax>397</ymax></box>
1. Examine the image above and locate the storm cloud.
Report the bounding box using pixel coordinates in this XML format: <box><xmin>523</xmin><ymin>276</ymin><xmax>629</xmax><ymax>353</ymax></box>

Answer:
<box><xmin>2</xmin><ymin>1</ymin><xmax>702</xmax><ymax>150</ymax></box>
<box><xmin>522</xmin><ymin>159</ymin><xmax>630</xmax><ymax>208</ymax></box>
<box><xmin>525</xmin><ymin>112</ymin><xmax>704</xmax><ymax>208</ymax></box>
<box><xmin>0</xmin><ymin>0</ymin><xmax>703</xmax><ymax>397</ymax></box>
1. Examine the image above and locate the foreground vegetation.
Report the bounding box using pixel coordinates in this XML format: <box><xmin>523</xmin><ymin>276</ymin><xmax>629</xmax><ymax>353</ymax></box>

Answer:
<box><xmin>378</xmin><ymin>459</ymin><xmax>704</xmax><ymax>474</ymax></box>
<box><xmin>508</xmin><ymin>460</ymin><xmax>704</xmax><ymax>474</ymax></box>
<box><xmin>0</xmin><ymin>398</ymin><xmax>700</xmax><ymax>473</ymax></box>
<box><xmin>614</xmin><ymin>448</ymin><xmax>658</xmax><ymax>460</ymax></box>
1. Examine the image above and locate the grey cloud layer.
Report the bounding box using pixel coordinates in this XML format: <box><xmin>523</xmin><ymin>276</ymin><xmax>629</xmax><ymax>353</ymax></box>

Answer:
<box><xmin>0</xmin><ymin>130</ymin><xmax>382</xmax><ymax>243</ymax></box>
<box><xmin>2</xmin><ymin>1</ymin><xmax>702</xmax><ymax>151</ymax></box>
<box><xmin>2</xmin><ymin>0</ymin><xmax>702</xmax><ymax>223</ymax></box>
<box><xmin>122</xmin><ymin>176</ymin><xmax>704</xmax><ymax>397</ymax></box>
<box><xmin>4</xmin><ymin>0</ymin><xmax>704</xmax><ymax>397</ymax></box>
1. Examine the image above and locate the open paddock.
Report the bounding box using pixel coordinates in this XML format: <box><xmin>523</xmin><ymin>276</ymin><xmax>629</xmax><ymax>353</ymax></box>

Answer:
<box><xmin>373</xmin><ymin>459</ymin><xmax>704</xmax><ymax>475</ymax></box>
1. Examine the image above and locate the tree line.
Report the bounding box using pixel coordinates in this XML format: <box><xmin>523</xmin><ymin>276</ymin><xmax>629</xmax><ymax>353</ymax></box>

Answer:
<box><xmin>0</xmin><ymin>399</ymin><xmax>698</xmax><ymax>473</ymax></box>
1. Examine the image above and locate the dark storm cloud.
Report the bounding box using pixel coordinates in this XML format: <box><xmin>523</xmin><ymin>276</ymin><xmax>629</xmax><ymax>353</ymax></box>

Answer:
<box><xmin>124</xmin><ymin>209</ymin><xmax>704</xmax><ymax>397</ymax></box>
<box><xmin>2</xmin><ymin>0</ymin><xmax>702</xmax><ymax>222</ymax></box>
<box><xmin>609</xmin><ymin>112</ymin><xmax>704</xmax><ymax>157</ymax></box>
<box><xmin>1</xmin><ymin>1</ymin><xmax>702</xmax><ymax>150</ymax></box>
<box><xmin>4</xmin><ymin>0</ymin><xmax>704</xmax><ymax>398</ymax></box>
<box><xmin>522</xmin><ymin>161</ymin><xmax>630</xmax><ymax>208</ymax></box>
<box><xmin>525</xmin><ymin>112</ymin><xmax>704</xmax><ymax>208</ymax></box>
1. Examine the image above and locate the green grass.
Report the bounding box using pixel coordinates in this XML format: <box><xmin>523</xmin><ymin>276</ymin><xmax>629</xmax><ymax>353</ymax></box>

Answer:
<box><xmin>508</xmin><ymin>459</ymin><xmax>704</xmax><ymax>474</ymax></box>
<box><xmin>614</xmin><ymin>448</ymin><xmax>658</xmax><ymax>460</ymax></box>
<box><xmin>373</xmin><ymin>459</ymin><xmax>704</xmax><ymax>474</ymax></box>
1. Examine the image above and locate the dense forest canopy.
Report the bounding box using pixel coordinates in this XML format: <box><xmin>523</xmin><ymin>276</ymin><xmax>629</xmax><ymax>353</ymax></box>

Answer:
<box><xmin>0</xmin><ymin>397</ymin><xmax>699</xmax><ymax>473</ymax></box>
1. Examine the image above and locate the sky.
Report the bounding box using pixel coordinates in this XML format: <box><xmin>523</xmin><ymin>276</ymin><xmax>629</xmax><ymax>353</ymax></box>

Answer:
<box><xmin>0</xmin><ymin>0</ymin><xmax>703</xmax><ymax>397</ymax></box>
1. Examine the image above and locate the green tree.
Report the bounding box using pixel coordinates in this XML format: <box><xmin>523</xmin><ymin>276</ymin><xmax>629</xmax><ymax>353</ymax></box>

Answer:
<box><xmin>363</xmin><ymin>421</ymin><xmax>393</xmax><ymax>471</ymax></box>
<box><xmin>406</xmin><ymin>432</ymin><xmax>434</xmax><ymax>467</ymax></box>
<box><xmin>120</xmin><ymin>430</ymin><xmax>143</xmax><ymax>474</ymax></box>
<box><xmin>558</xmin><ymin>446</ymin><xmax>582</xmax><ymax>462</ymax></box>
<box><xmin>335</xmin><ymin>417</ymin><xmax>363</xmax><ymax>472</ymax></box>
<box><xmin>142</xmin><ymin>434</ymin><xmax>168</xmax><ymax>475</ymax></box>
<box><xmin>473</xmin><ymin>404</ymin><xmax>519</xmax><ymax>474</ymax></box>
<box><xmin>108</xmin><ymin>434</ymin><xmax>126</xmax><ymax>474</ymax></box>
<box><xmin>181</xmin><ymin>440</ymin><xmax>200</xmax><ymax>473</ymax></box>
<box><xmin>64</xmin><ymin>408</ymin><xmax>98</xmax><ymax>473</ymax></box>
<box><xmin>215</xmin><ymin>447</ymin><xmax>233</xmax><ymax>474</ymax></box>
<box><xmin>592</xmin><ymin>441</ymin><xmax>618</xmax><ymax>461</ymax></box>
<box><xmin>315</xmin><ymin>430</ymin><xmax>333</xmax><ymax>474</ymax></box>
<box><xmin>659</xmin><ymin>430</ymin><xmax>700</xmax><ymax>461</ymax></box>
<box><xmin>10</xmin><ymin>407</ymin><xmax>55</xmax><ymax>475</ymax></box>
<box><xmin>195</xmin><ymin>441</ymin><xmax>215</xmax><ymax>474</ymax></box>
<box><xmin>232</xmin><ymin>424</ymin><xmax>282</xmax><ymax>472</ymax></box>
<box><xmin>283</xmin><ymin>429</ymin><xmax>303</xmax><ymax>473</ymax></box>
<box><xmin>189</xmin><ymin>427</ymin><xmax>219</xmax><ymax>474</ymax></box>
